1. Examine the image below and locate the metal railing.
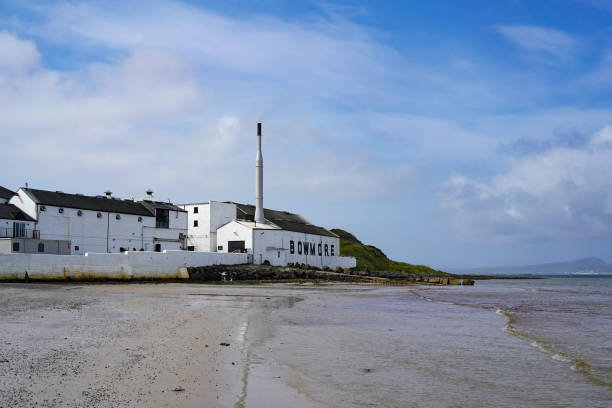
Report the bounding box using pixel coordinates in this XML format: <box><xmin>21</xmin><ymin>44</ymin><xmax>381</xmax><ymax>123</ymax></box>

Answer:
<box><xmin>0</xmin><ymin>228</ymin><xmax>40</xmax><ymax>239</ymax></box>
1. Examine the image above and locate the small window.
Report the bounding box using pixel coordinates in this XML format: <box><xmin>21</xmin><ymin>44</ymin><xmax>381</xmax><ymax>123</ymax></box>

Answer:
<box><xmin>12</xmin><ymin>242</ymin><xmax>20</xmax><ymax>252</ymax></box>
<box><xmin>58</xmin><ymin>208</ymin><xmax>64</xmax><ymax>214</ymax></box>
<box><xmin>218</xmin><ymin>245</ymin><xmax>223</xmax><ymax>251</ymax></box>
<box><xmin>138</xmin><ymin>216</ymin><xmax>142</xmax><ymax>222</ymax></box>
<box><xmin>75</xmin><ymin>245</ymin><xmax>80</xmax><ymax>251</ymax></box>
<box><xmin>97</xmin><ymin>212</ymin><xmax>102</xmax><ymax>218</ymax></box>
<box><xmin>194</xmin><ymin>220</ymin><xmax>198</xmax><ymax>227</ymax></box>
<box><xmin>278</xmin><ymin>251</ymin><xmax>280</xmax><ymax>258</ymax></box>
<box><xmin>187</xmin><ymin>246</ymin><xmax>195</xmax><ymax>251</ymax></box>
<box><xmin>194</xmin><ymin>206</ymin><xmax>198</xmax><ymax>214</ymax></box>
<box><xmin>155</xmin><ymin>209</ymin><xmax>169</xmax><ymax>228</ymax></box>
<box><xmin>77</xmin><ymin>210</ymin><xmax>83</xmax><ymax>216</ymax></box>
<box><xmin>40</xmin><ymin>205</ymin><xmax>46</xmax><ymax>212</ymax></box>
<box><xmin>115</xmin><ymin>214</ymin><xmax>121</xmax><ymax>220</ymax></box>
<box><xmin>120</xmin><ymin>247</ymin><xmax>126</xmax><ymax>253</ymax></box>
<box><xmin>38</xmin><ymin>243</ymin><xmax>44</xmax><ymax>252</ymax></box>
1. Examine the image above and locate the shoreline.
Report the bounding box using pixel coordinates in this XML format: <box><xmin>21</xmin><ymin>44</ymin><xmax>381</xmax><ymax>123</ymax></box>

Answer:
<box><xmin>2</xmin><ymin>279</ymin><xmax>608</xmax><ymax>407</ymax></box>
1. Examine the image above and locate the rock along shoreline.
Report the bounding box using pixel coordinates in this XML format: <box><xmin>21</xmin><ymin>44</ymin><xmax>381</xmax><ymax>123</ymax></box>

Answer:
<box><xmin>186</xmin><ymin>264</ymin><xmax>476</xmax><ymax>285</ymax></box>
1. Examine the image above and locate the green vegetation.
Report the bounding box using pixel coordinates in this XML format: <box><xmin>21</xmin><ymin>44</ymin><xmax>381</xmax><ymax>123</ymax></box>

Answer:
<box><xmin>331</xmin><ymin>228</ymin><xmax>448</xmax><ymax>276</ymax></box>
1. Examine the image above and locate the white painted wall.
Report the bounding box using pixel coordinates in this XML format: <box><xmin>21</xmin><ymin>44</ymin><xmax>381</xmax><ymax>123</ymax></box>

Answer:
<box><xmin>0</xmin><ymin>250</ymin><xmax>248</xmax><ymax>281</ymax></box>
<box><xmin>216</xmin><ymin>221</ymin><xmax>355</xmax><ymax>269</ymax></box>
<box><xmin>210</xmin><ymin>201</ymin><xmax>236</xmax><ymax>250</ymax></box>
<box><xmin>180</xmin><ymin>201</ymin><xmax>236</xmax><ymax>252</ymax></box>
<box><xmin>217</xmin><ymin>220</ymin><xmax>254</xmax><ymax>254</ymax></box>
<box><xmin>142</xmin><ymin>208</ymin><xmax>187</xmax><ymax>252</ymax></box>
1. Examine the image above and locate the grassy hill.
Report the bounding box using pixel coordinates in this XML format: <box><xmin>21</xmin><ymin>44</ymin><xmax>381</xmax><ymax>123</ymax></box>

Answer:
<box><xmin>331</xmin><ymin>229</ymin><xmax>448</xmax><ymax>276</ymax></box>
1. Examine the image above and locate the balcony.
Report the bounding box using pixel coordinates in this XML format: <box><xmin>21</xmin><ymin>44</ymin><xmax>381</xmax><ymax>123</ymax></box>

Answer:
<box><xmin>0</xmin><ymin>228</ymin><xmax>40</xmax><ymax>239</ymax></box>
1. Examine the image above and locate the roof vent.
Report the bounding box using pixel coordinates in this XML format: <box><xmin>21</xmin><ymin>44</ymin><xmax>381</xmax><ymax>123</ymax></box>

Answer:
<box><xmin>105</xmin><ymin>190</ymin><xmax>112</xmax><ymax>198</ymax></box>
<box><xmin>146</xmin><ymin>189</ymin><xmax>153</xmax><ymax>196</ymax></box>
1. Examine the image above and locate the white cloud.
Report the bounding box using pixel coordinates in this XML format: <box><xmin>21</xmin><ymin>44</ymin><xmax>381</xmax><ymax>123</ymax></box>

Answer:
<box><xmin>441</xmin><ymin>126</ymin><xmax>612</xmax><ymax>242</ymax></box>
<box><xmin>0</xmin><ymin>28</ymin><xmax>412</xmax><ymax>203</ymax></box>
<box><xmin>589</xmin><ymin>124</ymin><xmax>612</xmax><ymax>148</ymax></box>
<box><xmin>493</xmin><ymin>25</ymin><xmax>577</xmax><ymax>60</ymax></box>
<box><xmin>0</xmin><ymin>31</ymin><xmax>40</xmax><ymax>73</ymax></box>
<box><xmin>28</xmin><ymin>0</ymin><xmax>404</xmax><ymax>103</ymax></box>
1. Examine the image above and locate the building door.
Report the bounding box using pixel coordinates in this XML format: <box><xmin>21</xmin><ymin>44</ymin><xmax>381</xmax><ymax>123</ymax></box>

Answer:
<box><xmin>155</xmin><ymin>243</ymin><xmax>161</xmax><ymax>252</ymax></box>
<box><xmin>228</xmin><ymin>240</ymin><xmax>245</xmax><ymax>253</ymax></box>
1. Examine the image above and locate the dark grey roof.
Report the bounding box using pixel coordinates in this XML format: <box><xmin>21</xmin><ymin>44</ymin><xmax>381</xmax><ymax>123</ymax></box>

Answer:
<box><xmin>24</xmin><ymin>188</ymin><xmax>152</xmax><ymax>216</ymax></box>
<box><xmin>231</xmin><ymin>203</ymin><xmax>338</xmax><ymax>237</ymax></box>
<box><xmin>0</xmin><ymin>186</ymin><xmax>15</xmax><ymax>200</ymax></box>
<box><xmin>0</xmin><ymin>203</ymin><xmax>35</xmax><ymax>221</ymax></box>
<box><xmin>140</xmin><ymin>200</ymin><xmax>186</xmax><ymax>213</ymax></box>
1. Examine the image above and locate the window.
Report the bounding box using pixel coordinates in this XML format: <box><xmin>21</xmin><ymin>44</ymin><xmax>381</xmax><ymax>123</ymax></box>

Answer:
<box><xmin>193</xmin><ymin>220</ymin><xmax>198</xmax><ymax>227</ymax></box>
<box><xmin>194</xmin><ymin>206</ymin><xmax>198</xmax><ymax>214</ymax></box>
<box><xmin>155</xmin><ymin>243</ymin><xmax>161</xmax><ymax>252</ymax></box>
<box><xmin>75</xmin><ymin>245</ymin><xmax>80</xmax><ymax>251</ymax></box>
<box><xmin>13</xmin><ymin>223</ymin><xmax>25</xmax><ymax>238</ymax></box>
<box><xmin>155</xmin><ymin>209</ymin><xmax>169</xmax><ymax>228</ymax></box>
<box><xmin>97</xmin><ymin>212</ymin><xmax>102</xmax><ymax>218</ymax></box>
<box><xmin>115</xmin><ymin>214</ymin><xmax>121</xmax><ymax>220</ymax></box>
<box><xmin>77</xmin><ymin>210</ymin><xmax>83</xmax><ymax>216</ymax></box>
<box><xmin>218</xmin><ymin>245</ymin><xmax>223</xmax><ymax>251</ymax></box>
<box><xmin>187</xmin><ymin>246</ymin><xmax>195</xmax><ymax>251</ymax></box>
<box><xmin>12</xmin><ymin>242</ymin><xmax>20</xmax><ymax>252</ymax></box>
<box><xmin>138</xmin><ymin>217</ymin><xmax>142</xmax><ymax>222</ymax></box>
<box><xmin>38</xmin><ymin>243</ymin><xmax>44</xmax><ymax>252</ymax></box>
<box><xmin>58</xmin><ymin>208</ymin><xmax>64</xmax><ymax>214</ymax></box>
<box><xmin>40</xmin><ymin>205</ymin><xmax>46</xmax><ymax>212</ymax></box>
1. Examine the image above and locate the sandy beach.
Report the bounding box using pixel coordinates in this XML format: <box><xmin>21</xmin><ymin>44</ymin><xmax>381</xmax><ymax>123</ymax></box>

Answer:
<box><xmin>2</xmin><ymin>280</ymin><xmax>609</xmax><ymax>408</ymax></box>
<box><xmin>0</xmin><ymin>282</ymin><xmax>321</xmax><ymax>408</ymax></box>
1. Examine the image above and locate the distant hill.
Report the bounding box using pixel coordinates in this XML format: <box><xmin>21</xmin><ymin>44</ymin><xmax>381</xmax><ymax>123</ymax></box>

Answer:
<box><xmin>332</xmin><ymin>229</ymin><xmax>447</xmax><ymax>276</ymax></box>
<box><xmin>447</xmin><ymin>257</ymin><xmax>612</xmax><ymax>276</ymax></box>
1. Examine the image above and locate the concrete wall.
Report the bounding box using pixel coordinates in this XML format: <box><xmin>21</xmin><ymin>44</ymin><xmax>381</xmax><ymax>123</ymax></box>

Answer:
<box><xmin>0</xmin><ymin>239</ymin><xmax>11</xmax><ymax>254</ymax></box>
<box><xmin>0</xmin><ymin>250</ymin><xmax>248</xmax><ymax>281</ymax></box>
<box><xmin>0</xmin><ymin>238</ymin><xmax>71</xmax><ymax>255</ymax></box>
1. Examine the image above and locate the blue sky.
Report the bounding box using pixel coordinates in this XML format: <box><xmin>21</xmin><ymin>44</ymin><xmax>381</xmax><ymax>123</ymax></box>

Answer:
<box><xmin>1</xmin><ymin>0</ymin><xmax>611</xmax><ymax>268</ymax></box>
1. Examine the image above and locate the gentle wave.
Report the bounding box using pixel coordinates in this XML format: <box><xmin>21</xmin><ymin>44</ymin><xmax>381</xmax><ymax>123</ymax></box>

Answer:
<box><xmin>493</xmin><ymin>308</ymin><xmax>611</xmax><ymax>386</ymax></box>
<box><xmin>414</xmin><ymin>290</ymin><xmax>611</xmax><ymax>388</ymax></box>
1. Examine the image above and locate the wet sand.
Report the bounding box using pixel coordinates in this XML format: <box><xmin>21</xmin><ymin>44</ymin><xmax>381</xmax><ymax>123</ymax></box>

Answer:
<box><xmin>0</xmin><ymin>282</ymin><xmax>323</xmax><ymax>408</ymax></box>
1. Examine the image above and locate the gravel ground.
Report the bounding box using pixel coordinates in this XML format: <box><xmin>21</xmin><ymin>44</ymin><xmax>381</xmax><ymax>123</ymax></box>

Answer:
<box><xmin>0</xmin><ymin>282</ymin><xmax>314</xmax><ymax>408</ymax></box>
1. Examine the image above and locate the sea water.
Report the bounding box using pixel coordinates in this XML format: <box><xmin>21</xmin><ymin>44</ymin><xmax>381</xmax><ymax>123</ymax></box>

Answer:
<box><xmin>248</xmin><ymin>278</ymin><xmax>612</xmax><ymax>407</ymax></box>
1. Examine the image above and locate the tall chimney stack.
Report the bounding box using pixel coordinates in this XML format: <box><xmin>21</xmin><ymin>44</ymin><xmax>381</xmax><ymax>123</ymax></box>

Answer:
<box><xmin>254</xmin><ymin>122</ymin><xmax>265</xmax><ymax>224</ymax></box>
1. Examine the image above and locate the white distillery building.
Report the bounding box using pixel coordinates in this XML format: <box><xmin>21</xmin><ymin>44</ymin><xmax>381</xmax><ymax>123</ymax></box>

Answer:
<box><xmin>0</xmin><ymin>186</ymin><xmax>71</xmax><ymax>254</ymax></box>
<box><xmin>8</xmin><ymin>188</ymin><xmax>187</xmax><ymax>254</ymax></box>
<box><xmin>180</xmin><ymin>123</ymin><xmax>356</xmax><ymax>269</ymax></box>
<box><xmin>180</xmin><ymin>201</ymin><xmax>343</xmax><ymax>267</ymax></box>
